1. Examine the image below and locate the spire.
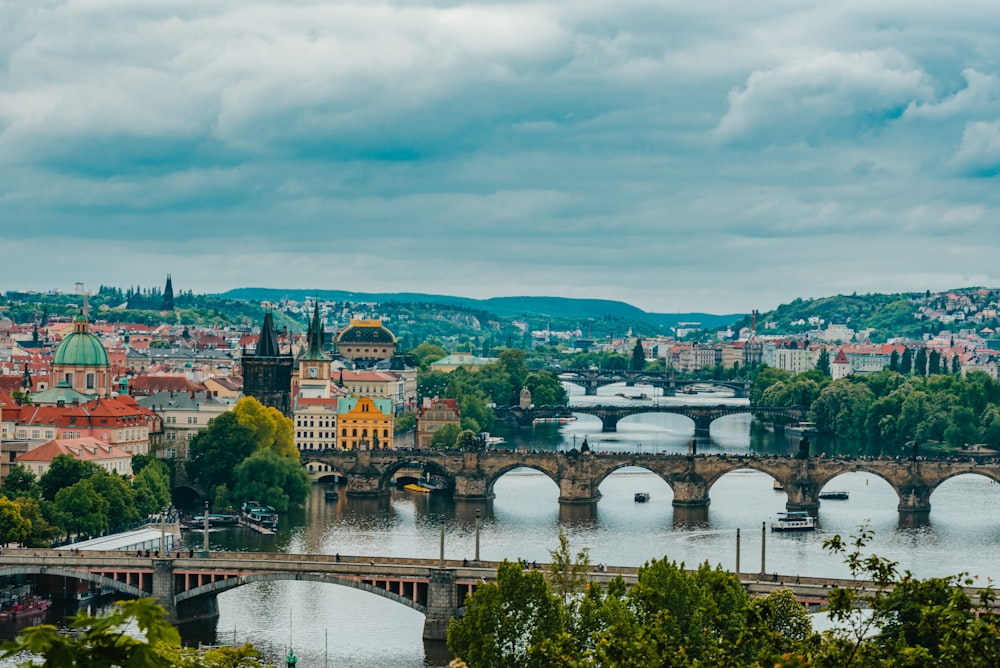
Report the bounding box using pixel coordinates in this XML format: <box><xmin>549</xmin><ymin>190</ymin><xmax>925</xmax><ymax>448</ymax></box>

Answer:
<box><xmin>21</xmin><ymin>363</ymin><xmax>31</xmax><ymax>391</ymax></box>
<box><xmin>256</xmin><ymin>311</ymin><xmax>280</xmax><ymax>357</ymax></box>
<box><xmin>303</xmin><ymin>298</ymin><xmax>329</xmax><ymax>361</ymax></box>
<box><xmin>162</xmin><ymin>274</ymin><xmax>174</xmax><ymax>310</ymax></box>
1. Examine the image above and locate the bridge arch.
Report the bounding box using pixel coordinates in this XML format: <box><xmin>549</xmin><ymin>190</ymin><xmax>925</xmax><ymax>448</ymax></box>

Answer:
<box><xmin>305</xmin><ymin>460</ymin><xmax>349</xmax><ymax>484</ymax></box>
<box><xmin>486</xmin><ymin>463</ymin><xmax>560</xmax><ymax>497</ymax></box>
<box><xmin>0</xmin><ymin>566</ymin><xmax>147</xmax><ymax>599</ymax></box>
<box><xmin>377</xmin><ymin>458</ymin><xmax>457</xmax><ymax>493</ymax></box>
<box><xmin>811</xmin><ymin>468</ymin><xmax>901</xmax><ymax>504</ymax></box>
<box><xmin>176</xmin><ymin>572</ymin><xmax>427</xmax><ymax>614</ymax></box>
<box><xmin>930</xmin><ymin>467</ymin><xmax>1000</xmax><ymax>489</ymax></box>
<box><xmin>591</xmin><ymin>462</ymin><xmax>676</xmax><ymax>494</ymax></box>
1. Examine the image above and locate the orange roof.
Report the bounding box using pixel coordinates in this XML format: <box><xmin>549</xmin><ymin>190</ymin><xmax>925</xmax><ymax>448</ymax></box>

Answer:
<box><xmin>16</xmin><ymin>437</ymin><xmax>132</xmax><ymax>464</ymax></box>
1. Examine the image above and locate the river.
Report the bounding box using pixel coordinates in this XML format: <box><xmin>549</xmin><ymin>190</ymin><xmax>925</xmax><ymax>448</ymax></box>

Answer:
<box><xmin>9</xmin><ymin>384</ymin><xmax>1000</xmax><ymax>666</ymax></box>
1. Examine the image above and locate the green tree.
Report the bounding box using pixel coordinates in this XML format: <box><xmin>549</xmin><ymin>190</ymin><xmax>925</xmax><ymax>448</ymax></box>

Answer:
<box><xmin>268</xmin><ymin>406</ymin><xmax>297</xmax><ymax>458</ymax></box>
<box><xmin>952</xmin><ymin>354</ymin><xmax>961</xmax><ymax>374</ymax></box>
<box><xmin>2</xmin><ymin>465</ymin><xmax>39</xmax><ymax>499</ymax></box>
<box><xmin>630</xmin><ymin>339</ymin><xmax>645</xmax><ymax>371</ymax></box>
<box><xmin>39</xmin><ymin>455</ymin><xmax>101</xmax><ymax>502</ymax></box>
<box><xmin>54</xmin><ymin>479</ymin><xmax>110</xmax><ymax>537</ymax></box>
<box><xmin>89</xmin><ymin>472</ymin><xmax>139</xmax><ymax>530</ymax></box>
<box><xmin>809</xmin><ymin>380</ymin><xmax>874</xmax><ymax>440</ymax></box>
<box><xmin>231</xmin><ymin>449</ymin><xmax>310</xmax><ymax>512</ymax></box>
<box><xmin>455</xmin><ymin>429</ymin><xmax>480</xmax><ymax>450</ymax></box>
<box><xmin>133</xmin><ymin>459</ymin><xmax>172</xmax><ymax>518</ymax></box>
<box><xmin>13</xmin><ymin>496</ymin><xmax>59</xmax><ymax>547</ymax></box>
<box><xmin>524</xmin><ymin>370</ymin><xmax>569</xmax><ymax>406</ymax></box>
<box><xmin>430</xmin><ymin>423</ymin><xmax>462</xmax><ymax>449</ymax></box>
<box><xmin>900</xmin><ymin>347</ymin><xmax>913</xmax><ymax>374</ymax></box>
<box><xmin>0</xmin><ymin>496</ymin><xmax>31</xmax><ymax>547</ymax></box>
<box><xmin>447</xmin><ymin>560</ymin><xmax>563</xmax><ymax>668</ymax></box>
<box><xmin>233</xmin><ymin>397</ymin><xmax>277</xmax><ymax>451</ymax></box>
<box><xmin>944</xmin><ymin>406</ymin><xmax>978</xmax><ymax>448</ymax></box>
<box><xmin>914</xmin><ymin>347</ymin><xmax>927</xmax><ymax>376</ymax></box>
<box><xmin>545</xmin><ymin>529</ymin><xmax>590</xmax><ymax>605</ymax></box>
<box><xmin>394</xmin><ymin>412</ymin><xmax>416</xmax><ymax>434</ymax></box>
<box><xmin>187</xmin><ymin>412</ymin><xmax>256</xmax><ymax>493</ymax></box>
<box><xmin>815</xmin><ymin>348</ymin><xmax>831</xmax><ymax>377</ymax></box>
<box><xmin>889</xmin><ymin>348</ymin><xmax>899</xmax><ymax>372</ymax></box>
<box><xmin>410</xmin><ymin>343</ymin><xmax>448</xmax><ymax>370</ymax></box>
<box><xmin>928</xmin><ymin>349</ymin><xmax>941</xmax><ymax>375</ymax></box>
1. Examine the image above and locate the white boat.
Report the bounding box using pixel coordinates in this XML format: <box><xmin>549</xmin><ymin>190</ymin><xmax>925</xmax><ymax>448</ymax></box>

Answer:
<box><xmin>771</xmin><ymin>511</ymin><xmax>816</xmax><ymax>532</ymax></box>
<box><xmin>818</xmin><ymin>490</ymin><xmax>849</xmax><ymax>500</ymax></box>
<box><xmin>773</xmin><ymin>479</ymin><xmax>784</xmax><ymax>492</ymax></box>
<box><xmin>785</xmin><ymin>422</ymin><xmax>818</xmax><ymax>436</ymax></box>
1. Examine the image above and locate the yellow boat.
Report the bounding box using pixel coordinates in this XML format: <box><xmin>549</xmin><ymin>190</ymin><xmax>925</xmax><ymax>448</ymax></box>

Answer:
<box><xmin>404</xmin><ymin>483</ymin><xmax>430</xmax><ymax>494</ymax></box>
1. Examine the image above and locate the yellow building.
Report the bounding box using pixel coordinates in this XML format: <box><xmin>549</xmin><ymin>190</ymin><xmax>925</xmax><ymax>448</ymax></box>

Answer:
<box><xmin>336</xmin><ymin>396</ymin><xmax>394</xmax><ymax>450</ymax></box>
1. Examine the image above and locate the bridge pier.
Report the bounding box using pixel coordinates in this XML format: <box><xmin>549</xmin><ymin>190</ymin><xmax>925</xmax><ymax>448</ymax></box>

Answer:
<box><xmin>153</xmin><ymin>559</ymin><xmax>221</xmax><ymax>624</ymax></box>
<box><xmin>558</xmin><ymin>476</ymin><xmax>602</xmax><ymax>504</ymax></box>
<box><xmin>599</xmin><ymin>415</ymin><xmax>619</xmax><ymax>432</ymax></box>
<box><xmin>423</xmin><ymin>569</ymin><xmax>457</xmax><ymax>641</ymax></box>
<box><xmin>671</xmin><ymin>462</ymin><xmax>710</xmax><ymax>508</ymax></box>
<box><xmin>897</xmin><ymin>485</ymin><xmax>933</xmax><ymax>515</ymax></box>
<box><xmin>784</xmin><ymin>482</ymin><xmax>819</xmax><ymax>513</ymax></box>
<box><xmin>692</xmin><ymin>416</ymin><xmax>712</xmax><ymax>437</ymax></box>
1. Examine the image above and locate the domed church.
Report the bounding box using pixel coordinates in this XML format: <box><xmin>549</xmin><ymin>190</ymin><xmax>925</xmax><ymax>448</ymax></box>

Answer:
<box><xmin>335</xmin><ymin>319</ymin><xmax>397</xmax><ymax>365</ymax></box>
<box><xmin>50</xmin><ymin>314</ymin><xmax>112</xmax><ymax>398</ymax></box>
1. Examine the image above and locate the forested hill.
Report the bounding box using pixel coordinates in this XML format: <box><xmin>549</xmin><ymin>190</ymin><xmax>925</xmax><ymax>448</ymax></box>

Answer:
<box><xmin>218</xmin><ymin>288</ymin><xmax>742</xmax><ymax>330</ymax></box>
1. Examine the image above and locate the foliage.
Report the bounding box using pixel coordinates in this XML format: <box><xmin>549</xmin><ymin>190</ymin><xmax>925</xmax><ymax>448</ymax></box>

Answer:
<box><xmin>132</xmin><ymin>460</ymin><xmax>173</xmax><ymax>518</ymax></box>
<box><xmin>2</xmin><ymin>465</ymin><xmax>39</xmax><ymax>499</ymax></box>
<box><xmin>87</xmin><ymin>472</ymin><xmax>139</xmax><ymax>530</ymax></box>
<box><xmin>545</xmin><ymin>529</ymin><xmax>590</xmax><ymax>605</ymax></box>
<box><xmin>12</xmin><ymin>497</ymin><xmax>59</xmax><ymax>547</ymax></box>
<box><xmin>53</xmin><ymin>479</ymin><xmax>109</xmax><ymax>537</ymax></box>
<box><xmin>186</xmin><ymin>412</ymin><xmax>256</xmax><ymax>493</ymax></box>
<box><xmin>447</xmin><ymin>560</ymin><xmax>563</xmax><ymax>668</ymax></box>
<box><xmin>231</xmin><ymin>449</ymin><xmax>311</xmax><ymax>512</ymax></box>
<box><xmin>233</xmin><ymin>397</ymin><xmax>277</xmax><ymax>452</ymax></box>
<box><xmin>430</xmin><ymin>423</ymin><xmax>462</xmax><ymax>449</ymax></box>
<box><xmin>394</xmin><ymin>411</ymin><xmax>416</xmax><ymax>434</ymax></box>
<box><xmin>38</xmin><ymin>455</ymin><xmax>101</xmax><ymax>502</ymax></box>
<box><xmin>0</xmin><ymin>496</ymin><xmax>32</xmax><ymax>547</ymax></box>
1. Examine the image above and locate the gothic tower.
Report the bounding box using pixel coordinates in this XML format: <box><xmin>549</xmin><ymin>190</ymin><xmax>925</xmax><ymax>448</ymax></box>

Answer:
<box><xmin>242</xmin><ymin>311</ymin><xmax>293</xmax><ymax>416</ymax></box>
<box><xmin>162</xmin><ymin>274</ymin><xmax>174</xmax><ymax>310</ymax></box>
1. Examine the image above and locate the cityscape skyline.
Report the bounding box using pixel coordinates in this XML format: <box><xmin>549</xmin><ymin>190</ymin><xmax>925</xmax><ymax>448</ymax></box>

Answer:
<box><xmin>3</xmin><ymin>2</ymin><xmax>998</xmax><ymax>313</ymax></box>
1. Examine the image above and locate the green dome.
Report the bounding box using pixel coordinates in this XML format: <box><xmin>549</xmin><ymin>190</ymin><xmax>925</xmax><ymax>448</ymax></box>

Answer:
<box><xmin>53</xmin><ymin>328</ymin><xmax>110</xmax><ymax>367</ymax></box>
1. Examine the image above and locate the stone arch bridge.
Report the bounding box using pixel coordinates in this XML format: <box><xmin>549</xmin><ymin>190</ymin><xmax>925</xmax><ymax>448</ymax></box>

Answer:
<box><xmin>0</xmin><ymin>550</ymin><xmax>922</xmax><ymax>641</ymax></box>
<box><xmin>302</xmin><ymin>449</ymin><xmax>1000</xmax><ymax>515</ymax></box>
<box><xmin>558</xmin><ymin>370</ymin><xmax>752</xmax><ymax>398</ymax></box>
<box><xmin>497</xmin><ymin>404</ymin><xmax>805</xmax><ymax>433</ymax></box>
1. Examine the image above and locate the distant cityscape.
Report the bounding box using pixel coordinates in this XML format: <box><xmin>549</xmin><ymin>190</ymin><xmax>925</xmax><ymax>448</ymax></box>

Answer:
<box><xmin>2</xmin><ymin>277</ymin><xmax>999</xmax><ymax>488</ymax></box>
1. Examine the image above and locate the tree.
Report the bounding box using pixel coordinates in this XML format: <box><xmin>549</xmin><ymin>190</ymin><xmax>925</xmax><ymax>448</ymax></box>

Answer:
<box><xmin>815</xmin><ymin>348</ymin><xmax>831</xmax><ymax>377</ymax></box>
<box><xmin>455</xmin><ymin>429</ymin><xmax>480</xmax><ymax>450</ymax></box>
<box><xmin>54</xmin><ymin>479</ymin><xmax>109</xmax><ymax>537</ymax></box>
<box><xmin>133</xmin><ymin>459</ymin><xmax>172</xmax><ymax>518</ymax></box>
<box><xmin>39</xmin><ymin>455</ymin><xmax>101</xmax><ymax>502</ymax></box>
<box><xmin>233</xmin><ymin>397</ymin><xmax>277</xmax><ymax>451</ymax></box>
<box><xmin>545</xmin><ymin>529</ymin><xmax>590</xmax><ymax>605</ymax></box>
<box><xmin>0</xmin><ymin>496</ymin><xmax>31</xmax><ymax>547</ymax></box>
<box><xmin>231</xmin><ymin>449</ymin><xmax>310</xmax><ymax>512</ymax></box>
<box><xmin>267</xmin><ymin>406</ymin><xmax>297</xmax><ymax>458</ymax></box>
<box><xmin>430</xmin><ymin>423</ymin><xmax>462</xmax><ymax>449</ymax></box>
<box><xmin>0</xmin><ymin>598</ymin><xmax>255</xmax><ymax>667</ymax></box>
<box><xmin>13</xmin><ymin>496</ymin><xmax>59</xmax><ymax>547</ymax></box>
<box><xmin>952</xmin><ymin>354</ymin><xmax>961</xmax><ymax>374</ymax></box>
<box><xmin>88</xmin><ymin>472</ymin><xmax>139</xmax><ymax>530</ymax></box>
<box><xmin>447</xmin><ymin>560</ymin><xmax>563</xmax><ymax>668</ymax></box>
<box><xmin>410</xmin><ymin>343</ymin><xmax>448</xmax><ymax>370</ymax></box>
<box><xmin>914</xmin><ymin>347</ymin><xmax>927</xmax><ymax>376</ymax></box>
<box><xmin>928</xmin><ymin>349</ymin><xmax>941</xmax><ymax>375</ymax></box>
<box><xmin>889</xmin><ymin>348</ymin><xmax>899</xmax><ymax>372</ymax></box>
<box><xmin>630</xmin><ymin>339</ymin><xmax>645</xmax><ymax>371</ymax></box>
<box><xmin>524</xmin><ymin>370</ymin><xmax>569</xmax><ymax>406</ymax></box>
<box><xmin>394</xmin><ymin>412</ymin><xmax>416</xmax><ymax>434</ymax></box>
<box><xmin>187</xmin><ymin>412</ymin><xmax>256</xmax><ymax>493</ymax></box>
<box><xmin>900</xmin><ymin>347</ymin><xmax>913</xmax><ymax>374</ymax></box>
<box><xmin>2</xmin><ymin>465</ymin><xmax>39</xmax><ymax>499</ymax></box>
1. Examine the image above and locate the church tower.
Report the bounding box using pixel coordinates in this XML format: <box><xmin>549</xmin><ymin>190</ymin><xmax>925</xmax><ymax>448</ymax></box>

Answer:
<box><xmin>295</xmin><ymin>300</ymin><xmax>332</xmax><ymax>398</ymax></box>
<box><xmin>162</xmin><ymin>274</ymin><xmax>174</xmax><ymax>311</ymax></box>
<box><xmin>242</xmin><ymin>311</ymin><xmax>293</xmax><ymax>416</ymax></box>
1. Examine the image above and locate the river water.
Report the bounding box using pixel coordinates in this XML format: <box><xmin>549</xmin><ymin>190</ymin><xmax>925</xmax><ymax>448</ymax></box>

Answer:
<box><xmin>11</xmin><ymin>385</ymin><xmax>1000</xmax><ymax>666</ymax></box>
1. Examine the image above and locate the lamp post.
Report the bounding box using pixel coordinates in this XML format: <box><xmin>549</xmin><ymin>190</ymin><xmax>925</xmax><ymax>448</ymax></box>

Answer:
<box><xmin>439</xmin><ymin>520</ymin><xmax>445</xmax><ymax>568</ymax></box>
<box><xmin>203</xmin><ymin>501</ymin><xmax>210</xmax><ymax>555</ymax></box>
<box><xmin>474</xmin><ymin>510</ymin><xmax>481</xmax><ymax>563</ymax></box>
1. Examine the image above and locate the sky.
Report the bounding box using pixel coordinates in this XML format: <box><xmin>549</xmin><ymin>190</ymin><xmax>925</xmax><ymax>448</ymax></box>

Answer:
<box><xmin>2</xmin><ymin>1</ymin><xmax>999</xmax><ymax>314</ymax></box>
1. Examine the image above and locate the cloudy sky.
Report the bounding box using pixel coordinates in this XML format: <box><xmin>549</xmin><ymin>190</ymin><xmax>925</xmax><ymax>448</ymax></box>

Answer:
<box><xmin>2</xmin><ymin>1</ymin><xmax>999</xmax><ymax>314</ymax></box>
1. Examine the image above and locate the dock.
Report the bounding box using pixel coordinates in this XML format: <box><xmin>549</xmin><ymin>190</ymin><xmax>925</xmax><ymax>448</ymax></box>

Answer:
<box><xmin>238</xmin><ymin>517</ymin><xmax>276</xmax><ymax>536</ymax></box>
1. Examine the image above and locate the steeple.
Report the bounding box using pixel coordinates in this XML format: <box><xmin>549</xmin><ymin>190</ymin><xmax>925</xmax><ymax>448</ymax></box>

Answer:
<box><xmin>302</xmin><ymin>299</ymin><xmax>329</xmax><ymax>361</ymax></box>
<box><xmin>256</xmin><ymin>311</ymin><xmax>281</xmax><ymax>357</ymax></box>
<box><xmin>162</xmin><ymin>274</ymin><xmax>174</xmax><ymax>310</ymax></box>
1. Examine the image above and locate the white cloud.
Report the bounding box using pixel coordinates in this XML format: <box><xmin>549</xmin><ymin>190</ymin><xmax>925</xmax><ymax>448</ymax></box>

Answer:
<box><xmin>951</xmin><ymin>120</ymin><xmax>1000</xmax><ymax>176</ymax></box>
<box><xmin>715</xmin><ymin>50</ymin><xmax>932</xmax><ymax>145</ymax></box>
<box><xmin>904</xmin><ymin>69</ymin><xmax>1000</xmax><ymax>121</ymax></box>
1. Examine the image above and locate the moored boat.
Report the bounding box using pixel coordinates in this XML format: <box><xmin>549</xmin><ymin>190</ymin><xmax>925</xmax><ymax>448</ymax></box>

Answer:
<box><xmin>818</xmin><ymin>490</ymin><xmax>849</xmax><ymax>500</ymax></box>
<box><xmin>241</xmin><ymin>501</ymin><xmax>278</xmax><ymax>530</ymax></box>
<box><xmin>404</xmin><ymin>483</ymin><xmax>429</xmax><ymax>494</ymax></box>
<box><xmin>771</xmin><ymin>511</ymin><xmax>816</xmax><ymax>532</ymax></box>
<box><xmin>634</xmin><ymin>492</ymin><xmax>650</xmax><ymax>503</ymax></box>
<box><xmin>785</xmin><ymin>422</ymin><xmax>818</xmax><ymax>436</ymax></box>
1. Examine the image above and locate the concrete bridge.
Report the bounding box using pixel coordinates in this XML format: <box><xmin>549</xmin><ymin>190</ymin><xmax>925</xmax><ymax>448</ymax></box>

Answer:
<box><xmin>497</xmin><ymin>403</ymin><xmax>806</xmax><ymax>433</ymax></box>
<box><xmin>558</xmin><ymin>369</ymin><xmax>752</xmax><ymax>398</ymax></box>
<box><xmin>302</xmin><ymin>449</ymin><xmax>1000</xmax><ymax>515</ymax></box>
<box><xmin>2</xmin><ymin>549</ymin><xmax>966</xmax><ymax>640</ymax></box>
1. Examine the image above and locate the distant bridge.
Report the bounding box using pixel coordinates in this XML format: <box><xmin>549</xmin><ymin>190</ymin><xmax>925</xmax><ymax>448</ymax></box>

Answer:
<box><xmin>496</xmin><ymin>404</ymin><xmax>806</xmax><ymax>433</ymax></box>
<box><xmin>3</xmin><ymin>549</ymin><xmax>965</xmax><ymax>640</ymax></box>
<box><xmin>301</xmin><ymin>449</ymin><xmax>1000</xmax><ymax>515</ymax></box>
<box><xmin>557</xmin><ymin>369</ymin><xmax>752</xmax><ymax>398</ymax></box>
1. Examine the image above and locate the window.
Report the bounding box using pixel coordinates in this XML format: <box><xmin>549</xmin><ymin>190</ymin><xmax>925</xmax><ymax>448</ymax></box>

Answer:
<box><xmin>342</xmin><ymin>428</ymin><xmax>347</xmax><ymax>437</ymax></box>
<box><xmin>65</xmin><ymin>373</ymin><xmax>73</xmax><ymax>386</ymax></box>
<box><xmin>86</xmin><ymin>373</ymin><xmax>95</xmax><ymax>389</ymax></box>
<box><xmin>352</xmin><ymin>429</ymin><xmax>357</xmax><ymax>437</ymax></box>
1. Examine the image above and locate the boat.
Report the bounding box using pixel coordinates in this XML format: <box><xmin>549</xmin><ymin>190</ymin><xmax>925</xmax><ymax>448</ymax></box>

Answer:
<box><xmin>0</xmin><ymin>594</ymin><xmax>51</xmax><ymax>621</ymax></box>
<box><xmin>416</xmin><ymin>473</ymin><xmax>451</xmax><ymax>493</ymax></box>
<box><xmin>634</xmin><ymin>492</ymin><xmax>650</xmax><ymax>503</ymax></box>
<box><xmin>770</xmin><ymin>511</ymin><xmax>816</xmax><ymax>532</ymax></box>
<box><xmin>533</xmin><ymin>415</ymin><xmax>577</xmax><ymax>424</ymax></box>
<box><xmin>241</xmin><ymin>501</ymin><xmax>278</xmax><ymax>530</ymax></box>
<box><xmin>773</xmin><ymin>480</ymin><xmax>784</xmax><ymax>492</ymax></box>
<box><xmin>680</xmin><ymin>386</ymin><xmax>698</xmax><ymax>394</ymax></box>
<box><xmin>404</xmin><ymin>483</ymin><xmax>430</xmax><ymax>494</ymax></box>
<box><xmin>325</xmin><ymin>489</ymin><xmax>338</xmax><ymax>501</ymax></box>
<box><xmin>818</xmin><ymin>490</ymin><xmax>849</xmax><ymax>500</ymax></box>
<box><xmin>785</xmin><ymin>422</ymin><xmax>818</xmax><ymax>436</ymax></box>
